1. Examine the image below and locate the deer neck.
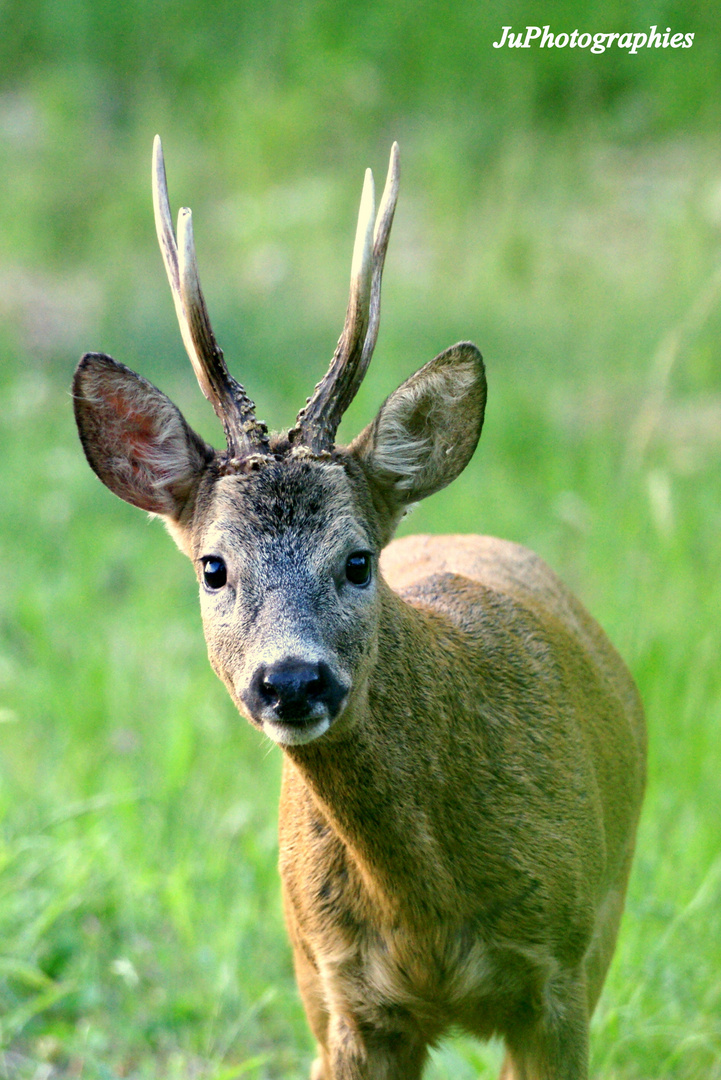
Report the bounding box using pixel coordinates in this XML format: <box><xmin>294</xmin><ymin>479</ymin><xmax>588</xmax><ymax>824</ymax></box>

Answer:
<box><xmin>282</xmin><ymin>580</ymin><xmax>472</xmax><ymax>916</ymax></box>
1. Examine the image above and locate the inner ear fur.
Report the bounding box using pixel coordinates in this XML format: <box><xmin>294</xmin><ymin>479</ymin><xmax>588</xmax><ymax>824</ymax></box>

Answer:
<box><xmin>350</xmin><ymin>341</ymin><xmax>486</xmax><ymax>521</ymax></box>
<box><xmin>73</xmin><ymin>352</ymin><xmax>214</xmax><ymax>520</ymax></box>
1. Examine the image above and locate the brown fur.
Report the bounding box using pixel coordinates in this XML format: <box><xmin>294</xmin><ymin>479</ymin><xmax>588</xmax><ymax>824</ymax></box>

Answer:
<box><xmin>278</xmin><ymin>535</ymin><xmax>644</xmax><ymax>1080</ymax></box>
<box><xmin>73</xmin><ymin>145</ymin><xmax>645</xmax><ymax>1076</ymax></box>
<box><xmin>73</xmin><ymin>338</ymin><xmax>645</xmax><ymax>1079</ymax></box>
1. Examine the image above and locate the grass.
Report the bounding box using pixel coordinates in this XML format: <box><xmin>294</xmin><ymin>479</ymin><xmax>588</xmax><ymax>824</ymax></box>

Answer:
<box><xmin>1</xmin><ymin>119</ymin><xmax>721</xmax><ymax>1079</ymax></box>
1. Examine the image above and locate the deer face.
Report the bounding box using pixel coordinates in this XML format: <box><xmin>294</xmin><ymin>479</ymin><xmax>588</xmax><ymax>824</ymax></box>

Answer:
<box><xmin>191</xmin><ymin>458</ymin><xmax>382</xmax><ymax>745</ymax></box>
<box><xmin>72</xmin><ymin>139</ymin><xmax>486</xmax><ymax>747</ymax></box>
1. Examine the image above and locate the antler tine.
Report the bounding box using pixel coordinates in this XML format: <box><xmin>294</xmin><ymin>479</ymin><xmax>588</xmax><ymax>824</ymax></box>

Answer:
<box><xmin>348</xmin><ymin>167</ymin><xmax>377</xmax><ymax>334</ymax></box>
<box><xmin>292</xmin><ymin>144</ymin><xmax>400</xmax><ymax>455</ymax></box>
<box><xmin>358</xmin><ymin>141</ymin><xmax>400</xmax><ymax>394</ymax></box>
<box><xmin>152</xmin><ymin>136</ymin><xmax>269</xmax><ymax>460</ymax></box>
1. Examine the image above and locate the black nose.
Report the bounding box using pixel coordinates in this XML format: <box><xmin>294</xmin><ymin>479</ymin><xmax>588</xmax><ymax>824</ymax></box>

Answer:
<box><xmin>248</xmin><ymin>660</ymin><xmax>348</xmax><ymax>723</ymax></box>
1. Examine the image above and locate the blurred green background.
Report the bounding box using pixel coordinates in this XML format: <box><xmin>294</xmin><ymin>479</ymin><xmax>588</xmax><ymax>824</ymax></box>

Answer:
<box><xmin>1</xmin><ymin>0</ymin><xmax>720</xmax><ymax>1076</ymax></box>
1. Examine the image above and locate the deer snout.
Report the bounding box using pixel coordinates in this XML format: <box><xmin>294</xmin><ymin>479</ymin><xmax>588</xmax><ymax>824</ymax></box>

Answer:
<box><xmin>244</xmin><ymin>659</ymin><xmax>350</xmax><ymax>742</ymax></box>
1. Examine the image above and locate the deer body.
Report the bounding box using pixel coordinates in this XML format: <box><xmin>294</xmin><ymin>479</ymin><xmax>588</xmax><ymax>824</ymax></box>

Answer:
<box><xmin>278</xmin><ymin>533</ymin><xmax>644</xmax><ymax>1078</ymax></box>
<box><xmin>73</xmin><ymin>141</ymin><xmax>645</xmax><ymax>1079</ymax></box>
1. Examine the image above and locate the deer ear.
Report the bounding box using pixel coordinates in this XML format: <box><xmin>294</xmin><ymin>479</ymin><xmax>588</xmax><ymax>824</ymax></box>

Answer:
<box><xmin>73</xmin><ymin>352</ymin><xmax>214</xmax><ymax>520</ymax></box>
<box><xmin>350</xmin><ymin>342</ymin><xmax>486</xmax><ymax>518</ymax></box>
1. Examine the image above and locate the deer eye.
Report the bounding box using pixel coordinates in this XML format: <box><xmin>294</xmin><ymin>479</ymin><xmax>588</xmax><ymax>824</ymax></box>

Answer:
<box><xmin>345</xmin><ymin>551</ymin><xmax>372</xmax><ymax>587</ymax></box>
<box><xmin>201</xmin><ymin>556</ymin><xmax>227</xmax><ymax>591</ymax></box>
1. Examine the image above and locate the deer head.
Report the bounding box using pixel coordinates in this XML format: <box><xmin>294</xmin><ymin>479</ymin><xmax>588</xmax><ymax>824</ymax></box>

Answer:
<box><xmin>73</xmin><ymin>139</ymin><xmax>486</xmax><ymax>747</ymax></box>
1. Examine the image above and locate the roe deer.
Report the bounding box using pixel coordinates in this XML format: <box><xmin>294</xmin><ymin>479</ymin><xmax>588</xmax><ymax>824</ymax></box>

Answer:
<box><xmin>73</xmin><ymin>138</ymin><xmax>646</xmax><ymax>1079</ymax></box>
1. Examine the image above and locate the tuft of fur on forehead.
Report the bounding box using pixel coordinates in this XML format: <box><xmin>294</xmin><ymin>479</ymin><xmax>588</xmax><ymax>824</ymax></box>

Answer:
<box><xmin>194</xmin><ymin>453</ymin><xmax>385</xmax><ymax>555</ymax></box>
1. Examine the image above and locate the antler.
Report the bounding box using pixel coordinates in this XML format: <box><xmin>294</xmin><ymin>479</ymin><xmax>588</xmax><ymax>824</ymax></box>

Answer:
<box><xmin>291</xmin><ymin>143</ymin><xmax>400</xmax><ymax>455</ymax></box>
<box><xmin>152</xmin><ymin>136</ymin><xmax>269</xmax><ymax>460</ymax></box>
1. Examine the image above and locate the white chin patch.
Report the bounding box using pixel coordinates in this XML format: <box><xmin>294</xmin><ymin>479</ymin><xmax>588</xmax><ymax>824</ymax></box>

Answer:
<box><xmin>263</xmin><ymin>715</ymin><xmax>331</xmax><ymax>747</ymax></box>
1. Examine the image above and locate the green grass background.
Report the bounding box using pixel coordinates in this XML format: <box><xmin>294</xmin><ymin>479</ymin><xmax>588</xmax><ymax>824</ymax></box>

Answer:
<box><xmin>1</xmin><ymin>1</ymin><xmax>720</xmax><ymax>1076</ymax></box>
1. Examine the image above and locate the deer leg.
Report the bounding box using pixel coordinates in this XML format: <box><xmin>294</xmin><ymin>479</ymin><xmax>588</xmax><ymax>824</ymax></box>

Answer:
<box><xmin>503</xmin><ymin>967</ymin><xmax>590</xmax><ymax>1080</ymax></box>
<box><xmin>291</xmin><ymin>954</ymin><xmax>425</xmax><ymax>1080</ymax></box>
<box><xmin>584</xmin><ymin>867</ymin><xmax>634</xmax><ymax>1014</ymax></box>
<box><xmin>499</xmin><ymin>1049</ymin><xmax>529</xmax><ymax>1080</ymax></box>
<box><xmin>289</xmin><ymin>946</ymin><xmax>333</xmax><ymax>1080</ymax></box>
<box><xmin>310</xmin><ymin>1051</ymin><xmax>331</xmax><ymax>1080</ymax></box>
<box><xmin>323</xmin><ymin>1015</ymin><xmax>427</xmax><ymax>1080</ymax></box>
<box><xmin>289</xmin><ymin>940</ymin><xmax>427</xmax><ymax>1079</ymax></box>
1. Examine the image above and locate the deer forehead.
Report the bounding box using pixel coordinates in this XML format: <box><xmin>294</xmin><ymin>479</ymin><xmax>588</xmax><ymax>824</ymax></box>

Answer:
<box><xmin>192</xmin><ymin>458</ymin><xmax>375</xmax><ymax>566</ymax></box>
